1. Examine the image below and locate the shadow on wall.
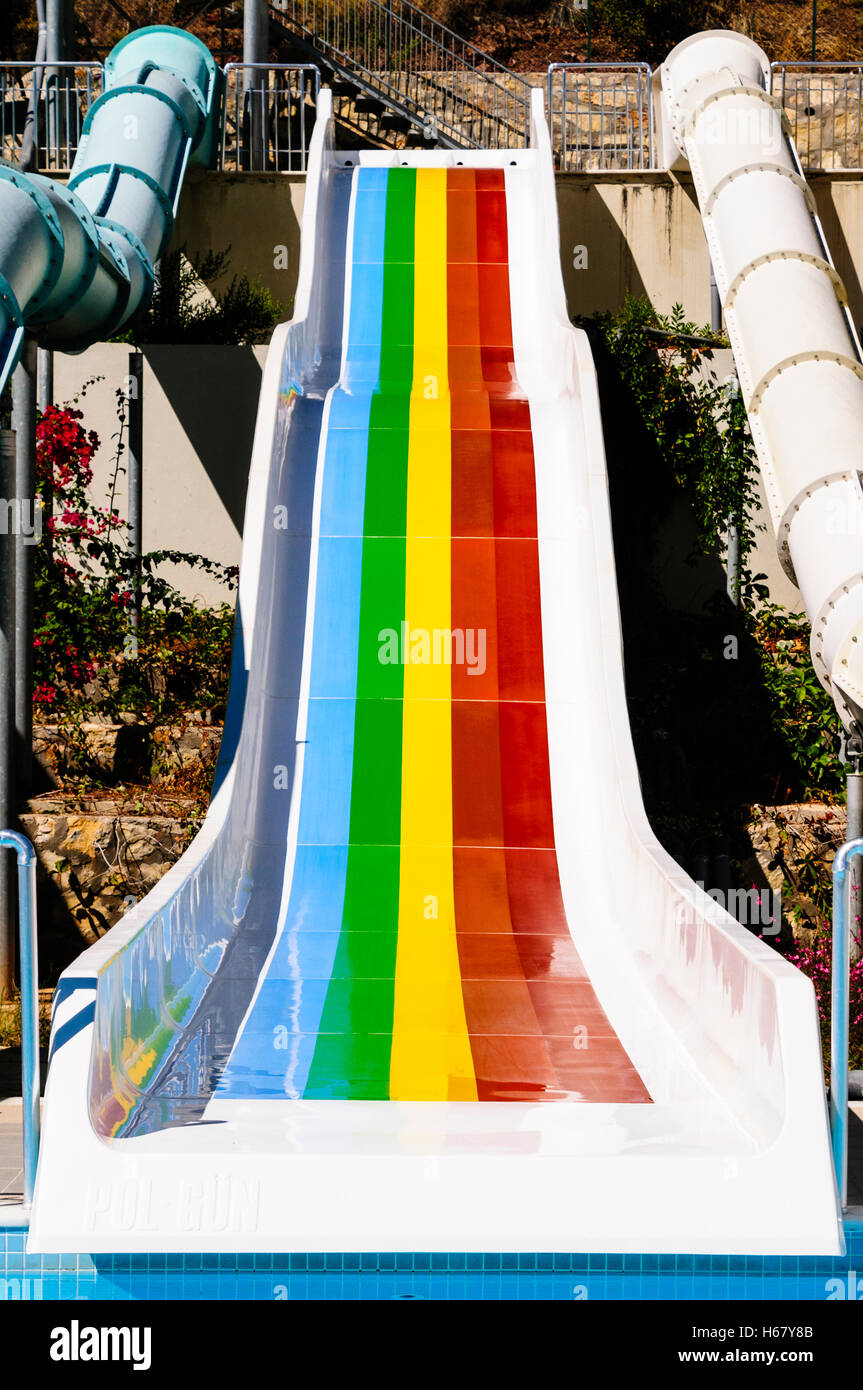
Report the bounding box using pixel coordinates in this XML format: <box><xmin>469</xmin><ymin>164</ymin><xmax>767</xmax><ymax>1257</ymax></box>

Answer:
<box><xmin>809</xmin><ymin>176</ymin><xmax>863</xmax><ymax>334</ymax></box>
<box><xmin>171</xmin><ymin>170</ymin><xmax>305</xmax><ymax>308</ymax></box>
<box><xmin>587</xmin><ymin>319</ymin><xmax>798</xmax><ymax>881</ymax></box>
<box><xmin>144</xmin><ymin>345</ymin><xmax>264</xmax><ymax>536</ymax></box>
<box><xmin>558</xmin><ymin>179</ymin><xmax>649</xmax><ymax>317</ymax></box>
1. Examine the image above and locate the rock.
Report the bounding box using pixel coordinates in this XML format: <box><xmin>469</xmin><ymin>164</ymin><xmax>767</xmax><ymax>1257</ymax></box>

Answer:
<box><xmin>18</xmin><ymin>809</ymin><xmax>195</xmax><ymax>949</ymax></box>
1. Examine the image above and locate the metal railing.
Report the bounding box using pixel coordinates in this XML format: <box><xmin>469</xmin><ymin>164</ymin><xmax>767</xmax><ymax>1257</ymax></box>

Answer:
<box><xmin>547</xmin><ymin>62</ymin><xmax>654</xmax><ymax>171</ymax></box>
<box><xmin>771</xmin><ymin>62</ymin><xmax>863</xmax><ymax>170</ymax></box>
<box><xmin>269</xmin><ymin>0</ymin><xmax>532</xmax><ymax>148</ymax></box>
<box><xmin>6</xmin><ymin>51</ymin><xmax>863</xmax><ymax>177</ymax></box>
<box><xmin>0</xmin><ymin>831</ymin><xmax>39</xmax><ymax>1227</ymax></box>
<box><xmin>0</xmin><ymin>60</ymin><xmax>103</xmax><ymax>172</ymax></box>
<box><xmin>221</xmin><ymin>62</ymin><xmax>320</xmax><ymax>171</ymax></box>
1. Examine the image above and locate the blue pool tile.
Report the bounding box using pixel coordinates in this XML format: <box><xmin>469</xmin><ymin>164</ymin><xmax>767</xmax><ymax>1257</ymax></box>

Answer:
<box><xmin>1</xmin><ymin>1219</ymin><xmax>861</xmax><ymax>1300</ymax></box>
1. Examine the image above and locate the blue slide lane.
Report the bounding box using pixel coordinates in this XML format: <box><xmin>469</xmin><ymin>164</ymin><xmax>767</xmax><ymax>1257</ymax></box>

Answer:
<box><xmin>216</xmin><ymin>170</ymin><xmax>385</xmax><ymax>1099</ymax></box>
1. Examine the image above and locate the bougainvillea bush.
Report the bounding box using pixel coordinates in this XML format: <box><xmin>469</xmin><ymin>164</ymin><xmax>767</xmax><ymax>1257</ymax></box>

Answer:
<box><xmin>34</xmin><ymin>394</ymin><xmax>236</xmax><ymax>726</ymax></box>
<box><xmin>784</xmin><ymin>925</ymin><xmax>863</xmax><ymax>1072</ymax></box>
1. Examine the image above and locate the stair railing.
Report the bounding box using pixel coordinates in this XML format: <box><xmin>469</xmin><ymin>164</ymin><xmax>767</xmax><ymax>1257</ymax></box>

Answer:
<box><xmin>270</xmin><ymin>0</ymin><xmax>532</xmax><ymax>148</ymax></box>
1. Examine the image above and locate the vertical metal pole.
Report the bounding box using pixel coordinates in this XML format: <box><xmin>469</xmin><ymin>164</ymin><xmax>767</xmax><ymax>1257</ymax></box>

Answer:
<box><xmin>811</xmin><ymin>0</ymin><xmax>818</xmax><ymax>65</ymax></box>
<box><xmin>832</xmin><ymin>839</ymin><xmax>859</xmax><ymax>1209</ymax></box>
<box><xmin>46</xmin><ymin>1</ymin><xmax>65</xmax><ymax>62</ymax></box>
<box><xmin>20</xmin><ymin>0</ymin><xmax>47</xmax><ymax>173</ymax></box>
<box><xmin>586</xmin><ymin>0</ymin><xmax>592</xmax><ymax>63</ymax></box>
<box><xmin>128</xmin><ymin>351</ymin><xmax>143</xmax><ymax>656</ymax></box>
<box><xmin>0</xmin><ymin>425</ymin><xmax>16</xmax><ymax>998</ymax></box>
<box><xmin>37</xmin><ymin>348</ymin><xmax>53</xmax><ymax>566</ymax></box>
<box><xmin>726</xmin><ymin>522</ymin><xmax>740</xmax><ymax>606</ymax></box>
<box><xmin>17</xmin><ymin>842</ymin><xmax>39</xmax><ymax>1207</ymax></box>
<box><xmin>37</xmin><ymin>348</ymin><xmax>52</xmax><ymax>412</ymax></box>
<box><xmin>244</xmin><ymin>0</ymin><xmax>267</xmax><ymax>171</ymax></box>
<box><xmin>11</xmin><ymin>339</ymin><xmax>36</xmax><ymax>800</ymax></box>
<box><xmin>46</xmin><ymin>0</ymin><xmax>67</xmax><ymax>169</ymax></box>
<box><xmin>847</xmin><ymin>754</ymin><xmax>863</xmax><ymax>964</ymax></box>
<box><xmin>709</xmin><ymin>260</ymin><xmax>722</xmax><ymax>334</ymax></box>
<box><xmin>0</xmin><ymin>835</ymin><xmax>40</xmax><ymax>1207</ymax></box>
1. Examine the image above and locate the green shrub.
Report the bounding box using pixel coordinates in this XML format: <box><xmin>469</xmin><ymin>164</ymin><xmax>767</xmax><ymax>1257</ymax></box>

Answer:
<box><xmin>116</xmin><ymin>246</ymin><xmax>287</xmax><ymax>347</ymax></box>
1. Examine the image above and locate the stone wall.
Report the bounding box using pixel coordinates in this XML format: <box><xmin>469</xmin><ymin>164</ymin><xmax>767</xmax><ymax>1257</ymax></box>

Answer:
<box><xmin>32</xmin><ymin>718</ymin><xmax>222</xmax><ymax>791</ymax></box>
<box><xmin>20</xmin><ymin>806</ymin><xmax>196</xmax><ymax>953</ymax></box>
<box><xmin>744</xmin><ymin>803</ymin><xmax>845</xmax><ymax>943</ymax></box>
<box><xmin>21</xmin><ymin>720</ymin><xmax>223</xmax><ymax>977</ymax></box>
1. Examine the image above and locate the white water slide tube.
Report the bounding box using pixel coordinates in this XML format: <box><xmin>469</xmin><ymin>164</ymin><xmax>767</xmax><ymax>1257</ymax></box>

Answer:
<box><xmin>658</xmin><ymin>30</ymin><xmax>863</xmax><ymax>730</ymax></box>
<box><xmin>29</xmin><ymin>86</ymin><xmax>842</xmax><ymax>1255</ymax></box>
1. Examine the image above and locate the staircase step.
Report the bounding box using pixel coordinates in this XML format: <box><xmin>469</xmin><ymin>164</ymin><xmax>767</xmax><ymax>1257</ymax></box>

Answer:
<box><xmin>267</xmin><ymin>0</ymin><xmax>531</xmax><ymax>154</ymax></box>
<box><xmin>379</xmin><ymin>111</ymin><xmax>411</xmax><ymax>134</ymax></box>
<box><xmin>354</xmin><ymin>95</ymin><xmax>385</xmax><ymax>115</ymax></box>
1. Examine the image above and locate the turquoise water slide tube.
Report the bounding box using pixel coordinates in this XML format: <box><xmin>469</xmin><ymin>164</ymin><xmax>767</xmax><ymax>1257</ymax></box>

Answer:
<box><xmin>0</xmin><ymin>25</ymin><xmax>221</xmax><ymax>391</ymax></box>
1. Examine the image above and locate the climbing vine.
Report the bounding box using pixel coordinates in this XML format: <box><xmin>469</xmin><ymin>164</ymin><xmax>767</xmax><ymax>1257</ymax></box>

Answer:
<box><xmin>595</xmin><ymin>293</ymin><xmax>761</xmax><ymax>586</ymax></box>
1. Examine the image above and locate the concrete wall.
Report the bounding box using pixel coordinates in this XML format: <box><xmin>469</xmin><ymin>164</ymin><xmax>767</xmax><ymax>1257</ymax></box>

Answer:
<box><xmin>169</xmin><ymin>169</ymin><xmax>863</xmax><ymax>332</ymax></box>
<box><xmin>172</xmin><ymin>170</ymin><xmax>306</xmax><ymax>315</ymax></box>
<box><xmin>54</xmin><ymin>344</ymin><xmax>266</xmax><ymax>608</ymax></box>
<box><xmin>557</xmin><ymin>171</ymin><xmax>863</xmax><ymax>333</ymax></box>
<box><xmin>53</xmin><ymin>170</ymin><xmax>863</xmax><ymax>613</ymax></box>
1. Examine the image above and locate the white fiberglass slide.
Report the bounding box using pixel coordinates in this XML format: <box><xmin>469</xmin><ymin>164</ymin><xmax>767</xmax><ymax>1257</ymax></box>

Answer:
<box><xmin>28</xmin><ymin>88</ymin><xmax>841</xmax><ymax>1255</ymax></box>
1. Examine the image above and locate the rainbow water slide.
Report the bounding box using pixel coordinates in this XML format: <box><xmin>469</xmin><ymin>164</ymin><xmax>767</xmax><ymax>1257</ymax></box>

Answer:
<box><xmin>30</xmin><ymin>88</ymin><xmax>842</xmax><ymax>1254</ymax></box>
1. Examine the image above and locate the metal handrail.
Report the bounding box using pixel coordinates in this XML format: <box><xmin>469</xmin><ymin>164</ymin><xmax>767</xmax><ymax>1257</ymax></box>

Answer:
<box><xmin>771</xmin><ymin>60</ymin><xmax>863</xmax><ymax>70</ymax></box>
<box><xmin>831</xmin><ymin>838</ymin><xmax>862</xmax><ymax>1207</ymax></box>
<box><xmin>0</xmin><ymin>830</ymin><xmax>39</xmax><ymax>1226</ymax></box>
<box><xmin>224</xmin><ymin>60</ymin><xmax>322</xmax><ymax>83</ymax></box>
<box><xmin>220</xmin><ymin>61</ymin><xmax>320</xmax><ymax>171</ymax></box>
<box><xmin>274</xmin><ymin>0</ymin><xmax>523</xmax><ymax>80</ymax></box>
<box><xmin>0</xmin><ymin>60</ymin><xmax>104</xmax><ymax>172</ymax></box>
<box><xmin>547</xmin><ymin>61</ymin><xmax>654</xmax><ymax>172</ymax></box>
<box><xmin>770</xmin><ymin>61</ymin><xmax>863</xmax><ymax>170</ymax></box>
<box><xmin>0</xmin><ymin>59</ymin><xmax>103</xmax><ymax>69</ymax></box>
<box><xmin>269</xmin><ymin>0</ymin><xmax>532</xmax><ymax>148</ymax></box>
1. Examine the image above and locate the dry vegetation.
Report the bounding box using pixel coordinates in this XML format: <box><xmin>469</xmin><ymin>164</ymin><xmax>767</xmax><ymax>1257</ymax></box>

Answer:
<box><xmin>0</xmin><ymin>1</ymin><xmax>245</xmax><ymax>64</ymax></box>
<box><xmin>1</xmin><ymin>3</ymin><xmax>861</xmax><ymax>79</ymax></box>
<box><xmin>442</xmin><ymin>1</ymin><xmax>863</xmax><ymax>67</ymax></box>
